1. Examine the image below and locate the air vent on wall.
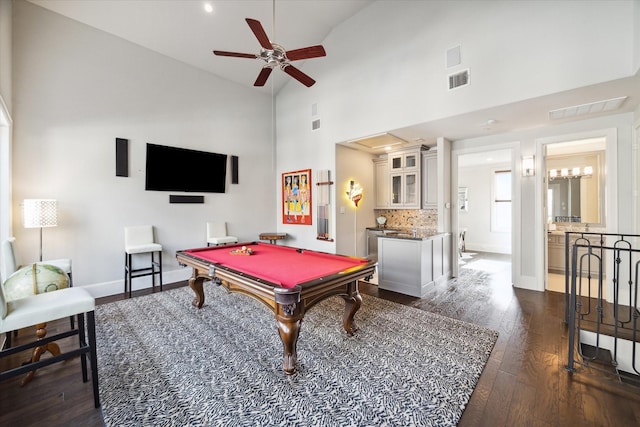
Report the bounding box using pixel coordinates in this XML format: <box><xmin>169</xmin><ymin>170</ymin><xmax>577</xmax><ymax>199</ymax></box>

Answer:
<box><xmin>312</xmin><ymin>118</ymin><xmax>321</xmax><ymax>131</ymax></box>
<box><xmin>448</xmin><ymin>69</ymin><xmax>469</xmax><ymax>90</ymax></box>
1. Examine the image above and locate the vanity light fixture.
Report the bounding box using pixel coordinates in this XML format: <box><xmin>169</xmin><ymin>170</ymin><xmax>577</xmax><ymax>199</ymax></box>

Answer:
<box><xmin>548</xmin><ymin>165</ymin><xmax>594</xmax><ymax>180</ymax></box>
<box><xmin>521</xmin><ymin>155</ymin><xmax>535</xmax><ymax>177</ymax></box>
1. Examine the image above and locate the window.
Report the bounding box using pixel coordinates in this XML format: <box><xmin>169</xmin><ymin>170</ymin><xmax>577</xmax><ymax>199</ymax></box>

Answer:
<box><xmin>492</xmin><ymin>169</ymin><xmax>511</xmax><ymax>232</ymax></box>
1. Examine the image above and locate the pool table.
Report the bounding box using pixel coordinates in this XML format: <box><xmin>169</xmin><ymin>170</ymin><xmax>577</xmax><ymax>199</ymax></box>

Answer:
<box><xmin>176</xmin><ymin>242</ymin><xmax>376</xmax><ymax>374</ymax></box>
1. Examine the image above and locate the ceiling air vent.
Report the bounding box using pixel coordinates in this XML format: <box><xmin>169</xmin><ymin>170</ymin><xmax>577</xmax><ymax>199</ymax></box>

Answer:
<box><xmin>448</xmin><ymin>69</ymin><xmax>469</xmax><ymax>90</ymax></box>
<box><xmin>311</xmin><ymin>118</ymin><xmax>321</xmax><ymax>131</ymax></box>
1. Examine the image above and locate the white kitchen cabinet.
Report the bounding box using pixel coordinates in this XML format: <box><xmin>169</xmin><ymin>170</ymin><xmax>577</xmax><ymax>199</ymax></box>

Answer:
<box><xmin>421</xmin><ymin>151</ymin><xmax>437</xmax><ymax>209</ymax></box>
<box><xmin>390</xmin><ymin>171</ymin><xmax>420</xmax><ymax>208</ymax></box>
<box><xmin>387</xmin><ymin>146</ymin><xmax>425</xmax><ymax>208</ymax></box>
<box><xmin>390</xmin><ymin>150</ymin><xmax>419</xmax><ymax>171</ymax></box>
<box><xmin>378</xmin><ymin>233</ymin><xmax>452</xmax><ymax>297</ymax></box>
<box><xmin>373</xmin><ymin>158</ymin><xmax>389</xmax><ymax>209</ymax></box>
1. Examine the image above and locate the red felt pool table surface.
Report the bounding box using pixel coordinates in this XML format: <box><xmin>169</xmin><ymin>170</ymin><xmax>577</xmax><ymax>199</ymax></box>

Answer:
<box><xmin>184</xmin><ymin>242</ymin><xmax>369</xmax><ymax>289</ymax></box>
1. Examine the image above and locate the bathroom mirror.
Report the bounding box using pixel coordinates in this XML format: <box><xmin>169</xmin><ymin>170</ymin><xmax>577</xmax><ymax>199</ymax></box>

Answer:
<box><xmin>546</xmin><ymin>151</ymin><xmax>604</xmax><ymax>226</ymax></box>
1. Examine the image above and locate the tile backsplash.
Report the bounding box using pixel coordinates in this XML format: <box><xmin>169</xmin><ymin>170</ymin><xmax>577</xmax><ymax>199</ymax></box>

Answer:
<box><xmin>374</xmin><ymin>209</ymin><xmax>438</xmax><ymax>232</ymax></box>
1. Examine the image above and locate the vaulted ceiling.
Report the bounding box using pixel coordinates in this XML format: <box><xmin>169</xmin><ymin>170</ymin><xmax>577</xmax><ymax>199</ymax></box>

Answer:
<box><xmin>27</xmin><ymin>0</ymin><xmax>640</xmax><ymax>147</ymax></box>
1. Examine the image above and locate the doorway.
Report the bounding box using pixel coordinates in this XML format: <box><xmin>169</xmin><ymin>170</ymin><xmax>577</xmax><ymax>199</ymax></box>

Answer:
<box><xmin>536</xmin><ymin>128</ymin><xmax>618</xmax><ymax>296</ymax></box>
<box><xmin>543</xmin><ymin>137</ymin><xmax>606</xmax><ymax>294</ymax></box>
<box><xmin>453</xmin><ymin>146</ymin><xmax>514</xmax><ymax>281</ymax></box>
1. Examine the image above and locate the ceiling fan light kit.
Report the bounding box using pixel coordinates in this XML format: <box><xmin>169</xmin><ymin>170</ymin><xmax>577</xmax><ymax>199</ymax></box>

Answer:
<box><xmin>213</xmin><ymin>17</ymin><xmax>326</xmax><ymax>87</ymax></box>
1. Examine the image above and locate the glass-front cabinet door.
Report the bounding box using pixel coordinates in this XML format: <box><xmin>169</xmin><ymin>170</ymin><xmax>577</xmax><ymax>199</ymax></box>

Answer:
<box><xmin>390</xmin><ymin>152</ymin><xmax>418</xmax><ymax>171</ymax></box>
<box><xmin>390</xmin><ymin>154</ymin><xmax>403</xmax><ymax>171</ymax></box>
<box><xmin>391</xmin><ymin>174</ymin><xmax>402</xmax><ymax>205</ymax></box>
<box><xmin>404</xmin><ymin>172</ymin><xmax>418</xmax><ymax>206</ymax></box>
<box><xmin>404</xmin><ymin>153</ymin><xmax>418</xmax><ymax>169</ymax></box>
<box><xmin>390</xmin><ymin>172</ymin><xmax>419</xmax><ymax>207</ymax></box>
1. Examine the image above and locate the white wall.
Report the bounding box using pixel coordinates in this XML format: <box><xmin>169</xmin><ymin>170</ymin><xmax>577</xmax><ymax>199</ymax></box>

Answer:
<box><xmin>12</xmin><ymin>1</ymin><xmax>275</xmax><ymax>295</ymax></box>
<box><xmin>634</xmin><ymin>0</ymin><xmax>640</xmax><ymax>73</ymax></box>
<box><xmin>458</xmin><ymin>163</ymin><xmax>512</xmax><ymax>254</ymax></box>
<box><xmin>275</xmin><ymin>1</ymin><xmax>637</xmax><ymax>289</ymax></box>
<box><xmin>335</xmin><ymin>145</ymin><xmax>376</xmax><ymax>257</ymax></box>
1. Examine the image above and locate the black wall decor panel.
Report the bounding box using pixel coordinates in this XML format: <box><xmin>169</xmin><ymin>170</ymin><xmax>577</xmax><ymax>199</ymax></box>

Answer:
<box><xmin>169</xmin><ymin>195</ymin><xmax>205</xmax><ymax>204</ymax></box>
<box><xmin>231</xmin><ymin>155</ymin><xmax>239</xmax><ymax>184</ymax></box>
<box><xmin>115</xmin><ymin>138</ymin><xmax>128</xmax><ymax>177</ymax></box>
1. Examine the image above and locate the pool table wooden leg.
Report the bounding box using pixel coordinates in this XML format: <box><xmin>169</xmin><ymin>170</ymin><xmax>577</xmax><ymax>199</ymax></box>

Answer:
<box><xmin>341</xmin><ymin>282</ymin><xmax>363</xmax><ymax>336</ymax></box>
<box><xmin>189</xmin><ymin>275</ymin><xmax>206</xmax><ymax>308</ymax></box>
<box><xmin>276</xmin><ymin>316</ymin><xmax>301</xmax><ymax>375</ymax></box>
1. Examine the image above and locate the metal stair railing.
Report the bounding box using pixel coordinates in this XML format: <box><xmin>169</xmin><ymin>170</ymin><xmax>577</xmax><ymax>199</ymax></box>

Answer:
<box><xmin>565</xmin><ymin>231</ymin><xmax>640</xmax><ymax>386</ymax></box>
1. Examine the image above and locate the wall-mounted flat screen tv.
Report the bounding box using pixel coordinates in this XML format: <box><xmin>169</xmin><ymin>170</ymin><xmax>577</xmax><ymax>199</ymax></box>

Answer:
<box><xmin>145</xmin><ymin>143</ymin><xmax>227</xmax><ymax>193</ymax></box>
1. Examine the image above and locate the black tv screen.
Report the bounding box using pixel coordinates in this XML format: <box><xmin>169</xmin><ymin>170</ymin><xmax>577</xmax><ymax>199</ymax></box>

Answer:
<box><xmin>145</xmin><ymin>143</ymin><xmax>227</xmax><ymax>193</ymax></box>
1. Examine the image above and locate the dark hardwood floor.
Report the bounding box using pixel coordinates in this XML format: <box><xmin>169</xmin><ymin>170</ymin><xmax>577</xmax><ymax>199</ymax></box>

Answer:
<box><xmin>1</xmin><ymin>252</ymin><xmax>639</xmax><ymax>426</ymax></box>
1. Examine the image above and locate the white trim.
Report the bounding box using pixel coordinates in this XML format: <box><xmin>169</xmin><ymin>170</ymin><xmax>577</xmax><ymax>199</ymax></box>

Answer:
<box><xmin>81</xmin><ymin>267</ymin><xmax>191</xmax><ymax>298</ymax></box>
<box><xmin>634</xmin><ymin>115</ymin><xmax>640</xmax><ymax>233</ymax></box>
<box><xmin>0</xmin><ymin>93</ymin><xmax>12</xmax><ymax>246</ymax></box>
<box><xmin>516</xmin><ymin>274</ymin><xmax>538</xmax><ymax>291</ymax></box>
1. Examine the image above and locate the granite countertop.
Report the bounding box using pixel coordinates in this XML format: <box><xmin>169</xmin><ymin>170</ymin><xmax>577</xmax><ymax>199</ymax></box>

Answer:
<box><xmin>547</xmin><ymin>228</ymin><xmax>605</xmax><ymax>235</ymax></box>
<box><xmin>377</xmin><ymin>229</ymin><xmax>449</xmax><ymax>241</ymax></box>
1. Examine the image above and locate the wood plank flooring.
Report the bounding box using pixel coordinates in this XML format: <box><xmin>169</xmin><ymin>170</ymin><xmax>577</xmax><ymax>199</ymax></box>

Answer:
<box><xmin>1</xmin><ymin>252</ymin><xmax>639</xmax><ymax>426</ymax></box>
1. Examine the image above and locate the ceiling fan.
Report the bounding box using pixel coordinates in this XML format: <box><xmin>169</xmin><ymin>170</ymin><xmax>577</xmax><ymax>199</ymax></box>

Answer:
<box><xmin>213</xmin><ymin>16</ymin><xmax>326</xmax><ymax>88</ymax></box>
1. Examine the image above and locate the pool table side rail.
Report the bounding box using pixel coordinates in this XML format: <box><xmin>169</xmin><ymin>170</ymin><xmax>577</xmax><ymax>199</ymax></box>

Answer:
<box><xmin>176</xmin><ymin>249</ymin><xmax>377</xmax><ymax>311</ymax></box>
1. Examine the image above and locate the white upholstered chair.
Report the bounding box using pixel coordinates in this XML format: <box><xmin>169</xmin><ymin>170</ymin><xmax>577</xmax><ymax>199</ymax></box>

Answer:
<box><xmin>206</xmin><ymin>222</ymin><xmax>238</xmax><ymax>246</ymax></box>
<box><xmin>124</xmin><ymin>225</ymin><xmax>163</xmax><ymax>298</ymax></box>
<box><xmin>1</xmin><ymin>237</ymin><xmax>72</xmax><ymax>285</ymax></box>
<box><xmin>0</xmin><ymin>266</ymin><xmax>100</xmax><ymax>408</ymax></box>
<box><xmin>1</xmin><ymin>237</ymin><xmax>75</xmax><ymax>329</ymax></box>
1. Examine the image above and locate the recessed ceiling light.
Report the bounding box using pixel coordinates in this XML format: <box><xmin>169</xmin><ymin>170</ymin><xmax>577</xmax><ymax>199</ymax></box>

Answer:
<box><xmin>204</xmin><ymin>3</ymin><xmax>213</xmax><ymax>13</ymax></box>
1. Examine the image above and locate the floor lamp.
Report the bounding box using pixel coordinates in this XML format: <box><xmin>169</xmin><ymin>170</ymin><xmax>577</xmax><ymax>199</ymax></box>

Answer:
<box><xmin>23</xmin><ymin>199</ymin><xmax>58</xmax><ymax>262</ymax></box>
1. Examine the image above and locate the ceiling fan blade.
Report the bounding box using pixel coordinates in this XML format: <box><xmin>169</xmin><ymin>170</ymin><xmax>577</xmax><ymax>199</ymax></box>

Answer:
<box><xmin>213</xmin><ymin>50</ymin><xmax>257</xmax><ymax>59</ymax></box>
<box><xmin>286</xmin><ymin>45</ymin><xmax>327</xmax><ymax>61</ymax></box>
<box><xmin>254</xmin><ymin>67</ymin><xmax>273</xmax><ymax>87</ymax></box>
<box><xmin>246</xmin><ymin>18</ymin><xmax>273</xmax><ymax>50</ymax></box>
<box><xmin>282</xmin><ymin>64</ymin><xmax>316</xmax><ymax>87</ymax></box>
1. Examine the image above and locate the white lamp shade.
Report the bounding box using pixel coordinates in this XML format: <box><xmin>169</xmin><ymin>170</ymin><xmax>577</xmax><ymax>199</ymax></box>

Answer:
<box><xmin>23</xmin><ymin>199</ymin><xmax>58</xmax><ymax>228</ymax></box>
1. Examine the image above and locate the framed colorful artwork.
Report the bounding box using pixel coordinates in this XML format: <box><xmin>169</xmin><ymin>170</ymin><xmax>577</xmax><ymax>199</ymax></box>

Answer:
<box><xmin>282</xmin><ymin>169</ymin><xmax>312</xmax><ymax>225</ymax></box>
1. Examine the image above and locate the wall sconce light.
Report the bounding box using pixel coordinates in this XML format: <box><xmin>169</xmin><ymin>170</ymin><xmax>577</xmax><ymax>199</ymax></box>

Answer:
<box><xmin>346</xmin><ymin>180</ymin><xmax>363</xmax><ymax>207</ymax></box>
<box><xmin>521</xmin><ymin>155</ymin><xmax>535</xmax><ymax>177</ymax></box>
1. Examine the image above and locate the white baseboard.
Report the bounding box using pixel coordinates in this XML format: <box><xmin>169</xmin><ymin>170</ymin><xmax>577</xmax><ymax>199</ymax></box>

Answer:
<box><xmin>514</xmin><ymin>274</ymin><xmax>541</xmax><ymax>291</ymax></box>
<box><xmin>81</xmin><ymin>267</ymin><xmax>192</xmax><ymax>298</ymax></box>
<box><xmin>464</xmin><ymin>243</ymin><xmax>511</xmax><ymax>254</ymax></box>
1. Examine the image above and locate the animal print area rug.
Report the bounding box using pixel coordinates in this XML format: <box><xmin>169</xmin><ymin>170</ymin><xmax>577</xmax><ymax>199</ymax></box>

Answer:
<box><xmin>96</xmin><ymin>285</ymin><xmax>497</xmax><ymax>426</ymax></box>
